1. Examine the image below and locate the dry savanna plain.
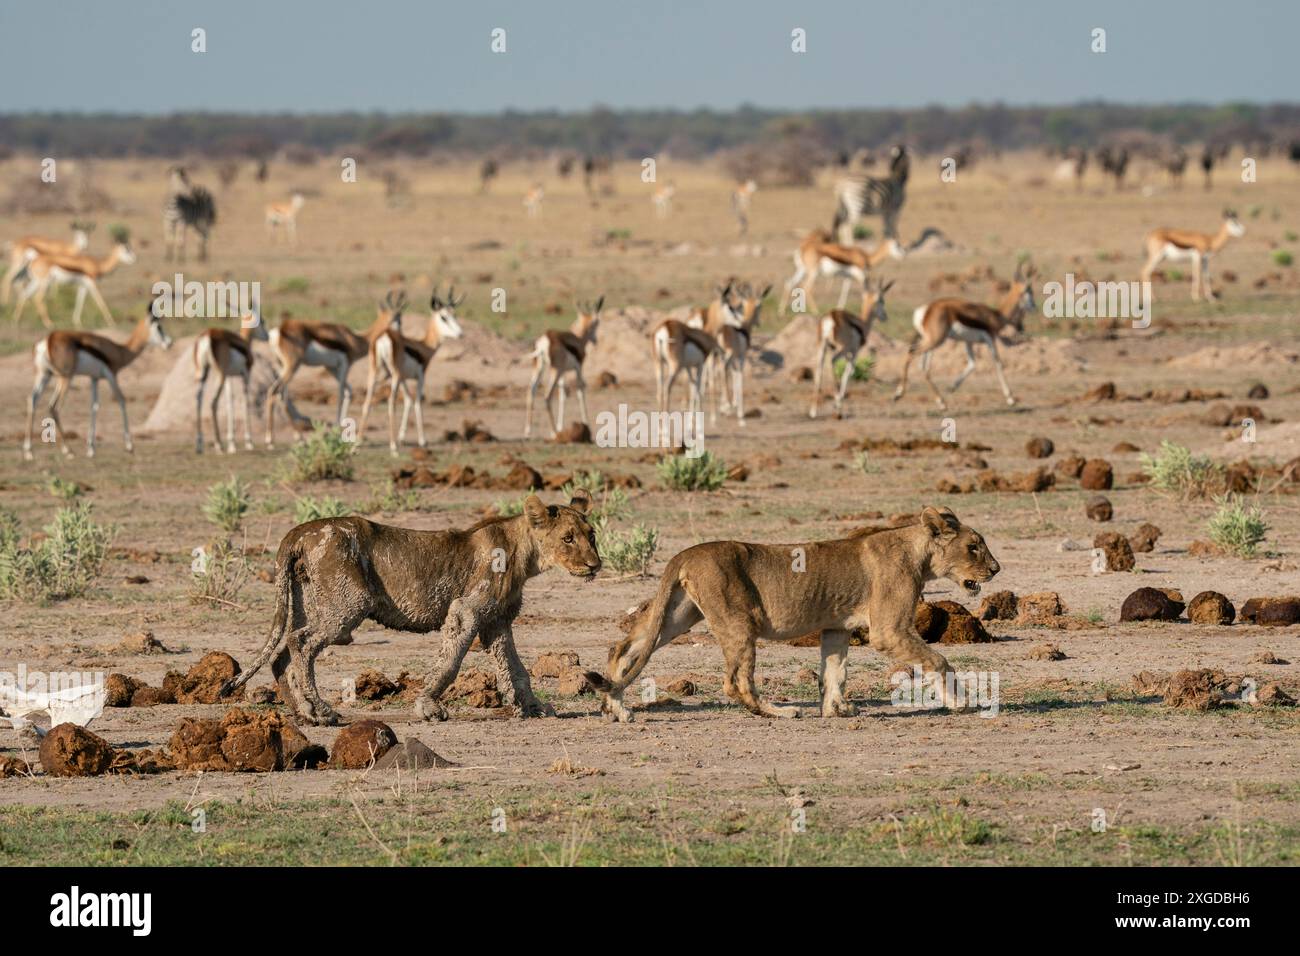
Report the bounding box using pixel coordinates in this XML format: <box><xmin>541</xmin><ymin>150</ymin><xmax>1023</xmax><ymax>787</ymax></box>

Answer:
<box><xmin>1</xmin><ymin>152</ymin><xmax>1298</xmax><ymax>866</ymax></box>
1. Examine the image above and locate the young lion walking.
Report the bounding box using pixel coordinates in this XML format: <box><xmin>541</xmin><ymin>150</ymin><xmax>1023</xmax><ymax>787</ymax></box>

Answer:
<box><xmin>587</xmin><ymin>507</ymin><xmax>1000</xmax><ymax>722</ymax></box>
<box><xmin>220</xmin><ymin>492</ymin><xmax>600</xmax><ymax>725</ymax></box>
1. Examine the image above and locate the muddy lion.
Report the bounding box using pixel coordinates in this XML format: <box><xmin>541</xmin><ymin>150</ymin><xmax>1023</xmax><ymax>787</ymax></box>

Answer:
<box><xmin>220</xmin><ymin>492</ymin><xmax>601</xmax><ymax>725</ymax></box>
<box><xmin>586</xmin><ymin>506</ymin><xmax>1000</xmax><ymax>722</ymax></box>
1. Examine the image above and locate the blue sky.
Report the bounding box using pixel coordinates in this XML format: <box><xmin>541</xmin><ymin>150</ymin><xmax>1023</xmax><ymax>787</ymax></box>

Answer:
<box><xmin>0</xmin><ymin>0</ymin><xmax>1289</xmax><ymax>113</ymax></box>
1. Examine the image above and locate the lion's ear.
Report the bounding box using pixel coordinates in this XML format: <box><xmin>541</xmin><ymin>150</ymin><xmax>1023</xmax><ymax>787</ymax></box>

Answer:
<box><xmin>523</xmin><ymin>494</ymin><xmax>548</xmax><ymax>528</ymax></box>
<box><xmin>568</xmin><ymin>489</ymin><xmax>592</xmax><ymax>515</ymax></box>
<box><xmin>921</xmin><ymin>506</ymin><xmax>958</xmax><ymax>539</ymax></box>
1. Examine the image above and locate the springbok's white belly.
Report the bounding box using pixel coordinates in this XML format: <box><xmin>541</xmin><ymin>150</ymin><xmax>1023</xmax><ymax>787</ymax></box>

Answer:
<box><xmin>73</xmin><ymin>350</ymin><xmax>111</xmax><ymax>379</ymax></box>
<box><xmin>819</xmin><ymin>258</ymin><xmax>861</xmax><ymax>278</ymax></box>
<box><xmin>304</xmin><ymin>341</ymin><xmax>348</xmax><ymax>367</ymax></box>
<box><xmin>948</xmin><ymin>321</ymin><xmax>989</xmax><ymax>344</ymax></box>
<box><xmin>1161</xmin><ymin>243</ymin><xmax>1198</xmax><ymax>261</ymax></box>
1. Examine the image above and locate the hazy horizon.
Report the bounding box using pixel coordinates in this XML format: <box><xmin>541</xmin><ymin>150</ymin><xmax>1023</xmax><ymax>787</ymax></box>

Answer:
<box><xmin>0</xmin><ymin>0</ymin><xmax>1290</xmax><ymax>114</ymax></box>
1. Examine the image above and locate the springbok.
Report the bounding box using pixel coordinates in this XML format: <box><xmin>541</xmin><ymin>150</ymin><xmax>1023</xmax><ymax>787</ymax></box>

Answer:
<box><xmin>12</xmin><ymin>227</ymin><xmax>136</xmax><ymax>328</ymax></box>
<box><xmin>524</xmin><ymin>296</ymin><xmax>604</xmax><ymax>438</ymax></box>
<box><xmin>653</xmin><ymin>182</ymin><xmax>676</xmax><ymax>218</ymax></box>
<box><xmin>194</xmin><ymin>298</ymin><xmax>270</xmax><ymax>454</ymax></box>
<box><xmin>732</xmin><ymin>180</ymin><xmax>757</xmax><ymax>235</ymax></box>
<box><xmin>652</xmin><ymin>319</ymin><xmax>721</xmax><ymax>443</ymax></box>
<box><xmin>810</xmin><ymin>278</ymin><xmax>894</xmax><ymax>419</ymax></box>
<box><xmin>263</xmin><ymin>292</ymin><xmax>403</xmax><ymax>448</ymax></box>
<box><xmin>265</xmin><ymin>194</ymin><xmax>305</xmax><ymax>245</ymax></box>
<box><xmin>2</xmin><ymin>222</ymin><xmax>92</xmax><ymax>308</ymax></box>
<box><xmin>780</xmin><ymin>229</ymin><xmax>905</xmax><ymax>316</ymax></box>
<box><xmin>524</xmin><ymin>183</ymin><xmax>545</xmax><ymax>218</ymax></box>
<box><xmin>1140</xmin><ymin>209</ymin><xmax>1245</xmax><ymax>301</ymax></box>
<box><xmin>358</xmin><ymin>288</ymin><xmax>467</xmax><ymax>455</ymax></box>
<box><xmin>24</xmin><ymin>302</ymin><xmax>172</xmax><ymax>460</ymax></box>
<box><xmin>688</xmin><ymin>281</ymin><xmax>769</xmax><ymax>426</ymax></box>
<box><xmin>893</xmin><ymin>263</ymin><xmax>1038</xmax><ymax>410</ymax></box>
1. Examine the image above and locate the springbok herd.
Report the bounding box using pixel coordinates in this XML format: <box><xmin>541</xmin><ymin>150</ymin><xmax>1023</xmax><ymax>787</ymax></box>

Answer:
<box><xmin>4</xmin><ymin>162</ymin><xmax>1248</xmax><ymax>465</ymax></box>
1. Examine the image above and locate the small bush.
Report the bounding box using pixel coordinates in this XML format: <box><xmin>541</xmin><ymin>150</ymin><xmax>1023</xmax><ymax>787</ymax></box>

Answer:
<box><xmin>46</xmin><ymin>476</ymin><xmax>83</xmax><ymax>500</ymax></box>
<box><xmin>1271</xmin><ymin>249</ymin><xmax>1294</xmax><ymax>267</ymax></box>
<box><xmin>852</xmin><ymin>225</ymin><xmax>874</xmax><ymax>241</ymax></box>
<box><xmin>657</xmin><ymin>452</ymin><xmax>728</xmax><ymax>492</ymax></box>
<box><xmin>203</xmin><ymin>475</ymin><xmax>252</xmax><ymax>533</ymax></box>
<box><xmin>294</xmin><ymin>495</ymin><xmax>352</xmax><ymax>524</ymax></box>
<box><xmin>189</xmin><ymin>538</ymin><xmax>252</xmax><ymax>607</ymax></box>
<box><xmin>1206</xmin><ymin>495</ymin><xmax>1268</xmax><ymax>557</ymax></box>
<box><xmin>1283</xmin><ymin>230</ymin><xmax>1298</xmax><ymax>242</ymax></box>
<box><xmin>599</xmin><ymin>523</ymin><xmax>659</xmax><ymax>576</ymax></box>
<box><xmin>0</xmin><ymin>503</ymin><xmax>116</xmax><ymax>603</ymax></box>
<box><xmin>832</xmin><ymin>354</ymin><xmax>874</xmax><ymax>383</ymax></box>
<box><xmin>494</xmin><ymin>496</ymin><xmax>527</xmax><ymax>517</ymax></box>
<box><xmin>361</xmin><ymin>479</ymin><xmax>421</xmax><ymax>514</ymax></box>
<box><xmin>285</xmin><ymin>424</ymin><xmax>354</xmax><ymax>482</ymax></box>
<box><xmin>1140</xmin><ymin>441</ymin><xmax>1222</xmax><ymax>499</ymax></box>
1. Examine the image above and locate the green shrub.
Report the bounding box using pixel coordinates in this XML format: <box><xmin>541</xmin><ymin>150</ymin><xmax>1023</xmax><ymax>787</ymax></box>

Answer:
<box><xmin>189</xmin><ymin>538</ymin><xmax>252</xmax><ymax>607</ymax></box>
<box><xmin>494</xmin><ymin>495</ymin><xmax>527</xmax><ymax>517</ymax></box>
<box><xmin>1283</xmin><ymin>230</ymin><xmax>1298</xmax><ymax>243</ymax></box>
<box><xmin>657</xmin><ymin>451</ymin><xmax>728</xmax><ymax>492</ymax></box>
<box><xmin>294</xmin><ymin>495</ymin><xmax>352</xmax><ymax>524</ymax></box>
<box><xmin>852</xmin><ymin>225</ymin><xmax>873</xmax><ymax>241</ymax></box>
<box><xmin>203</xmin><ymin>475</ymin><xmax>253</xmax><ymax>533</ymax></box>
<box><xmin>832</xmin><ymin>354</ymin><xmax>874</xmax><ymax>383</ymax></box>
<box><xmin>1271</xmin><ymin>249</ymin><xmax>1293</xmax><ymax>267</ymax></box>
<box><xmin>599</xmin><ymin>523</ymin><xmax>659</xmax><ymax>576</ymax></box>
<box><xmin>1140</xmin><ymin>441</ymin><xmax>1222</xmax><ymax>499</ymax></box>
<box><xmin>285</xmin><ymin>424</ymin><xmax>354</xmax><ymax>482</ymax></box>
<box><xmin>1206</xmin><ymin>495</ymin><xmax>1268</xmax><ymax>557</ymax></box>
<box><xmin>0</xmin><ymin>503</ymin><xmax>116</xmax><ymax>603</ymax></box>
<box><xmin>362</xmin><ymin>479</ymin><xmax>421</xmax><ymax>514</ymax></box>
<box><xmin>46</xmin><ymin>476</ymin><xmax>83</xmax><ymax>500</ymax></box>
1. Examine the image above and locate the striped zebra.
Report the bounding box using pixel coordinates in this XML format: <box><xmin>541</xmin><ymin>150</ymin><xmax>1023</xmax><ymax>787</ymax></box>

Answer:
<box><xmin>164</xmin><ymin>166</ymin><xmax>217</xmax><ymax>262</ymax></box>
<box><xmin>830</xmin><ymin>144</ymin><xmax>910</xmax><ymax>243</ymax></box>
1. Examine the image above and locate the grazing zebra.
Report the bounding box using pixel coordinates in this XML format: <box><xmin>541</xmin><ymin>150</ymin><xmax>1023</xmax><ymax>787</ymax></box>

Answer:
<box><xmin>1096</xmin><ymin>146</ymin><xmax>1129</xmax><ymax>189</ymax></box>
<box><xmin>830</xmin><ymin>144</ymin><xmax>910</xmax><ymax>243</ymax></box>
<box><xmin>163</xmin><ymin>167</ymin><xmax>217</xmax><ymax>262</ymax></box>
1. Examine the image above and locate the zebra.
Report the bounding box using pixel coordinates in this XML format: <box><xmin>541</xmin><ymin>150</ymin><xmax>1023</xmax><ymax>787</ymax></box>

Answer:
<box><xmin>830</xmin><ymin>144</ymin><xmax>910</xmax><ymax>243</ymax></box>
<box><xmin>163</xmin><ymin>166</ymin><xmax>217</xmax><ymax>262</ymax></box>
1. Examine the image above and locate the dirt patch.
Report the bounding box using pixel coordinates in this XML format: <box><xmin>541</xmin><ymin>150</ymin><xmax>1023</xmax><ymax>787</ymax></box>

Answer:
<box><xmin>1094</xmin><ymin>532</ymin><xmax>1135</xmax><ymax>572</ymax></box>
<box><xmin>330</xmin><ymin>719</ymin><xmax>398</xmax><ymax>769</ymax></box>
<box><xmin>1080</xmin><ymin>459</ymin><xmax>1113</xmax><ymax>490</ymax></box>
<box><xmin>170</xmin><ymin>709</ymin><xmax>318</xmax><ymax>772</ymax></box>
<box><xmin>1085</xmin><ymin>495</ymin><xmax>1113</xmax><ymax>521</ymax></box>
<box><xmin>915</xmin><ymin>601</ymin><xmax>993</xmax><ymax>644</ymax></box>
<box><xmin>1120</xmin><ymin>588</ymin><xmax>1184</xmax><ymax>622</ymax></box>
<box><xmin>1240</xmin><ymin>597</ymin><xmax>1300</xmax><ymax>626</ymax></box>
<box><xmin>373</xmin><ymin>739</ymin><xmax>457</xmax><ymax>770</ymax></box>
<box><xmin>39</xmin><ymin>723</ymin><xmax>115</xmax><ymax>777</ymax></box>
<box><xmin>162</xmin><ymin>651</ymin><xmax>243</xmax><ymax>705</ymax></box>
<box><xmin>1187</xmin><ymin>591</ymin><xmax>1235</xmax><ymax>625</ymax></box>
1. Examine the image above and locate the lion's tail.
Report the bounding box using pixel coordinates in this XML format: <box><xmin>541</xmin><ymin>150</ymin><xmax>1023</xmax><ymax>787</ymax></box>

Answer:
<box><xmin>219</xmin><ymin>545</ymin><xmax>295</xmax><ymax>698</ymax></box>
<box><xmin>585</xmin><ymin>557</ymin><xmax>685</xmax><ymax>696</ymax></box>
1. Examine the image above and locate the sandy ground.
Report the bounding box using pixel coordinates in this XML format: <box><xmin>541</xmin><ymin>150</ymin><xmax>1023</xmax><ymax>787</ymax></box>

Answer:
<box><xmin>1</xmin><ymin>155</ymin><xmax>1298</xmax><ymax>863</ymax></box>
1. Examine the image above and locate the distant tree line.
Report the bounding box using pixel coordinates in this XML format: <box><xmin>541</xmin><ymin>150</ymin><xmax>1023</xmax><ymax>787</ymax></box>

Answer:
<box><xmin>2</xmin><ymin>102</ymin><xmax>1298</xmax><ymax>161</ymax></box>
